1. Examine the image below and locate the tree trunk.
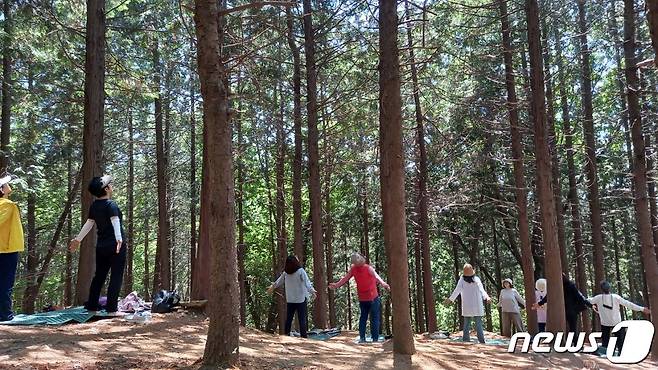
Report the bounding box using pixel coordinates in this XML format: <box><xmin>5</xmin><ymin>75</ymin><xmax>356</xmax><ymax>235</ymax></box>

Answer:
<box><xmin>554</xmin><ymin>27</ymin><xmax>591</xmax><ymax>334</ymax></box>
<box><xmin>525</xmin><ymin>0</ymin><xmax>566</xmax><ymax>332</ymax></box>
<box><xmin>65</xmin><ymin>121</ymin><xmax>73</xmax><ymax>306</ymax></box>
<box><xmin>123</xmin><ymin>109</ymin><xmax>135</xmax><ymax>295</ymax></box>
<box><xmin>499</xmin><ymin>0</ymin><xmax>538</xmax><ymax>334</ymax></box>
<box><xmin>286</xmin><ymin>8</ymin><xmax>304</xmax><ymax>266</ymax></box>
<box><xmin>153</xmin><ymin>40</ymin><xmax>171</xmax><ymax>293</ymax></box>
<box><xmin>275</xmin><ymin>87</ymin><xmax>287</xmax><ymax>335</ymax></box>
<box><xmin>143</xmin><ymin>215</ymin><xmax>150</xmax><ymax>300</ymax></box>
<box><xmin>577</xmin><ymin>0</ymin><xmax>606</xmax><ymax>295</ymax></box>
<box><xmin>21</xmin><ymin>66</ymin><xmax>37</xmax><ymax>314</ymax></box>
<box><xmin>646</xmin><ymin>0</ymin><xmax>658</xmax><ymax>64</ymax></box>
<box><xmin>0</xmin><ymin>0</ymin><xmax>12</xmax><ymax>172</ymax></box>
<box><xmin>189</xmin><ymin>41</ymin><xmax>198</xmax><ymax>300</ymax></box>
<box><xmin>623</xmin><ymin>0</ymin><xmax>658</xmax><ymax>356</ymax></box>
<box><xmin>75</xmin><ymin>0</ymin><xmax>105</xmax><ymax>305</ymax></box>
<box><xmin>378</xmin><ymin>0</ymin><xmax>415</xmax><ymax>355</ymax></box>
<box><xmin>324</xmin><ymin>148</ymin><xmax>336</xmax><ymax>328</ymax></box>
<box><xmin>542</xmin><ymin>23</ymin><xmax>568</xmax><ymax>276</ymax></box>
<box><xmin>449</xmin><ymin>229</ymin><xmax>463</xmax><ymax>331</ymax></box>
<box><xmin>194</xmin><ymin>0</ymin><xmax>239</xmax><ymax>365</ymax></box>
<box><xmin>361</xmin><ymin>177</ymin><xmax>370</xmax><ymax>263</ymax></box>
<box><xmin>493</xmin><ymin>218</ymin><xmax>503</xmax><ymax>335</ymax></box>
<box><xmin>236</xmin><ymin>85</ymin><xmax>247</xmax><ymax>326</ymax></box>
<box><xmin>302</xmin><ymin>0</ymin><xmax>328</xmax><ymax>329</ymax></box>
<box><xmin>405</xmin><ymin>1</ymin><xmax>436</xmax><ymax>333</ymax></box>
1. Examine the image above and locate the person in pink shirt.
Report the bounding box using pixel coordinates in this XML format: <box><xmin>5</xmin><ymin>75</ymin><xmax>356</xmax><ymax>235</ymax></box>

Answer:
<box><xmin>329</xmin><ymin>252</ymin><xmax>390</xmax><ymax>343</ymax></box>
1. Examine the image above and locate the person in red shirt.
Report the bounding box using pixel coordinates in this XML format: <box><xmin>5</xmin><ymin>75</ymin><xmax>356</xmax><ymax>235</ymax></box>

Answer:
<box><xmin>329</xmin><ymin>252</ymin><xmax>390</xmax><ymax>343</ymax></box>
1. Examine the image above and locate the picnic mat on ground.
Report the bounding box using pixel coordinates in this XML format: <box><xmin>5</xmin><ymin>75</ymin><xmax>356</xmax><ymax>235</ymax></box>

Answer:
<box><xmin>306</xmin><ymin>328</ymin><xmax>341</xmax><ymax>341</ymax></box>
<box><xmin>0</xmin><ymin>306</ymin><xmax>116</xmax><ymax>326</ymax></box>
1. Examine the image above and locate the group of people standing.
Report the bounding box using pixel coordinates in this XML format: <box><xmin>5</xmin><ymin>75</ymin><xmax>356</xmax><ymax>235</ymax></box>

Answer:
<box><xmin>447</xmin><ymin>263</ymin><xmax>649</xmax><ymax>351</ymax></box>
<box><xmin>0</xmin><ymin>175</ymin><xmax>127</xmax><ymax>321</ymax></box>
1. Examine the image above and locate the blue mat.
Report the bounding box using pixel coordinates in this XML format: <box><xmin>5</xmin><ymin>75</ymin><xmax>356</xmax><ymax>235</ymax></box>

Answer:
<box><xmin>0</xmin><ymin>306</ymin><xmax>114</xmax><ymax>326</ymax></box>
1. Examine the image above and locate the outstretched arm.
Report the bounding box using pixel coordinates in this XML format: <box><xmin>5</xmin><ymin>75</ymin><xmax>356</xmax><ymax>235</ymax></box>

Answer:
<box><xmin>369</xmin><ymin>266</ymin><xmax>390</xmax><ymax>290</ymax></box>
<box><xmin>301</xmin><ymin>269</ymin><xmax>317</xmax><ymax>296</ymax></box>
<box><xmin>69</xmin><ymin>219</ymin><xmax>95</xmax><ymax>251</ymax></box>
<box><xmin>617</xmin><ymin>295</ymin><xmax>646</xmax><ymax>312</ymax></box>
<box><xmin>329</xmin><ymin>268</ymin><xmax>353</xmax><ymax>289</ymax></box>
<box><xmin>476</xmin><ymin>278</ymin><xmax>491</xmax><ymax>302</ymax></box>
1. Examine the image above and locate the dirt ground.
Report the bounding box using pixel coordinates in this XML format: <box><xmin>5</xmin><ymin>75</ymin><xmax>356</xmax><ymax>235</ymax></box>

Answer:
<box><xmin>0</xmin><ymin>311</ymin><xmax>656</xmax><ymax>370</ymax></box>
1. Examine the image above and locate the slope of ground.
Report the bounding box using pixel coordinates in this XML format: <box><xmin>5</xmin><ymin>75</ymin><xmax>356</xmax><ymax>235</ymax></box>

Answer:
<box><xmin>0</xmin><ymin>311</ymin><xmax>655</xmax><ymax>369</ymax></box>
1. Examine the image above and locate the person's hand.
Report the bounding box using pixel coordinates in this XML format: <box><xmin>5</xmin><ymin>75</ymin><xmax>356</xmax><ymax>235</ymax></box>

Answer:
<box><xmin>310</xmin><ymin>291</ymin><xmax>317</xmax><ymax>300</ymax></box>
<box><xmin>485</xmin><ymin>297</ymin><xmax>491</xmax><ymax>304</ymax></box>
<box><xmin>443</xmin><ymin>298</ymin><xmax>452</xmax><ymax>305</ymax></box>
<box><xmin>116</xmin><ymin>241</ymin><xmax>122</xmax><ymax>254</ymax></box>
<box><xmin>68</xmin><ymin>239</ymin><xmax>80</xmax><ymax>252</ymax></box>
<box><xmin>592</xmin><ymin>304</ymin><xmax>599</xmax><ymax>313</ymax></box>
<box><xmin>266</xmin><ymin>285</ymin><xmax>274</xmax><ymax>295</ymax></box>
<box><xmin>382</xmin><ymin>282</ymin><xmax>391</xmax><ymax>291</ymax></box>
<box><xmin>328</xmin><ymin>282</ymin><xmax>337</xmax><ymax>290</ymax></box>
<box><xmin>531</xmin><ymin>303</ymin><xmax>539</xmax><ymax>311</ymax></box>
<box><xmin>643</xmin><ymin>307</ymin><xmax>651</xmax><ymax>315</ymax></box>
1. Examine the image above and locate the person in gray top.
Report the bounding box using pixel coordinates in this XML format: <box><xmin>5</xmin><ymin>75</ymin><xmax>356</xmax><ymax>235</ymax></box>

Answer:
<box><xmin>498</xmin><ymin>278</ymin><xmax>525</xmax><ymax>337</ymax></box>
<box><xmin>267</xmin><ymin>255</ymin><xmax>317</xmax><ymax>338</ymax></box>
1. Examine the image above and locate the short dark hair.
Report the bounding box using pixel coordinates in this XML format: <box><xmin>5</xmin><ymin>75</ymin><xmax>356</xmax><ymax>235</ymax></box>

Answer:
<box><xmin>88</xmin><ymin>177</ymin><xmax>107</xmax><ymax>197</ymax></box>
<box><xmin>284</xmin><ymin>255</ymin><xmax>301</xmax><ymax>275</ymax></box>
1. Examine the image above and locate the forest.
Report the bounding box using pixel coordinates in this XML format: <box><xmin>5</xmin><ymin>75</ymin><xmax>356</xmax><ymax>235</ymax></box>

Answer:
<box><xmin>2</xmin><ymin>0</ymin><xmax>658</xmax><ymax>368</ymax></box>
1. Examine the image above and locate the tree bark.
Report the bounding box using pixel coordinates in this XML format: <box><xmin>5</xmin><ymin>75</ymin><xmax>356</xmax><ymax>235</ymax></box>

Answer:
<box><xmin>499</xmin><ymin>0</ymin><xmax>538</xmax><ymax>334</ymax></box>
<box><xmin>236</xmin><ymin>84</ymin><xmax>247</xmax><ymax>326</ymax></box>
<box><xmin>577</xmin><ymin>0</ymin><xmax>606</xmax><ymax>295</ymax></box>
<box><xmin>378</xmin><ymin>0</ymin><xmax>415</xmax><ymax>355</ymax></box>
<box><xmin>646</xmin><ymin>0</ymin><xmax>658</xmax><ymax>64</ymax></box>
<box><xmin>123</xmin><ymin>109</ymin><xmax>135</xmax><ymax>295</ymax></box>
<box><xmin>275</xmin><ymin>87</ymin><xmax>287</xmax><ymax>334</ymax></box>
<box><xmin>542</xmin><ymin>23</ymin><xmax>568</xmax><ymax>276</ymax></box>
<box><xmin>143</xmin><ymin>215</ymin><xmax>150</xmax><ymax>300</ymax></box>
<box><xmin>623</xmin><ymin>0</ymin><xmax>658</xmax><ymax>357</ymax></box>
<box><xmin>286</xmin><ymin>8</ymin><xmax>304</xmax><ymax>266</ymax></box>
<box><xmin>21</xmin><ymin>66</ymin><xmax>37</xmax><ymax>314</ymax></box>
<box><xmin>194</xmin><ymin>0</ymin><xmax>239</xmax><ymax>365</ymax></box>
<box><xmin>189</xmin><ymin>41</ymin><xmax>198</xmax><ymax>300</ymax></box>
<box><xmin>153</xmin><ymin>40</ymin><xmax>171</xmax><ymax>293</ymax></box>
<box><xmin>75</xmin><ymin>0</ymin><xmax>105</xmax><ymax>305</ymax></box>
<box><xmin>554</xmin><ymin>27</ymin><xmax>591</xmax><ymax>334</ymax></box>
<box><xmin>406</xmin><ymin>1</ymin><xmax>436</xmax><ymax>333</ymax></box>
<box><xmin>302</xmin><ymin>0</ymin><xmax>328</xmax><ymax>329</ymax></box>
<box><xmin>525</xmin><ymin>0</ymin><xmax>566</xmax><ymax>332</ymax></box>
<box><xmin>0</xmin><ymin>0</ymin><xmax>12</xmax><ymax>172</ymax></box>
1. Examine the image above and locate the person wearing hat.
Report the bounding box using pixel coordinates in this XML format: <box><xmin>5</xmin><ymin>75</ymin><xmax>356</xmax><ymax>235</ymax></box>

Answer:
<box><xmin>588</xmin><ymin>280</ymin><xmax>649</xmax><ymax>352</ymax></box>
<box><xmin>0</xmin><ymin>175</ymin><xmax>24</xmax><ymax>321</ymax></box>
<box><xmin>444</xmin><ymin>263</ymin><xmax>491</xmax><ymax>343</ymax></box>
<box><xmin>498</xmin><ymin>278</ymin><xmax>525</xmax><ymax>337</ymax></box>
<box><xmin>532</xmin><ymin>273</ymin><xmax>593</xmax><ymax>341</ymax></box>
<box><xmin>69</xmin><ymin>175</ymin><xmax>127</xmax><ymax>313</ymax></box>
<box><xmin>534</xmin><ymin>278</ymin><xmax>547</xmax><ymax>332</ymax></box>
<box><xmin>329</xmin><ymin>252</ymin><xmax>390</xmax><ymax>343</ymax></box>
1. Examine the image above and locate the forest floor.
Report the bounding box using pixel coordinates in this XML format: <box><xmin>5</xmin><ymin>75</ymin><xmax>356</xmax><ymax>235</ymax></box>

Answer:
<box><xmin>0</xmin><ymin>310</ymin><xmax>657</xmax><ymax>370</ymax></box>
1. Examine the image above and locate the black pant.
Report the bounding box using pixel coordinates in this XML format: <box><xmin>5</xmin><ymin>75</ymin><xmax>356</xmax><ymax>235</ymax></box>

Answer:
<box><xmin>284</xmin><ymin>300</ymin><xmax>308</xmax><ymax>338</ymax></box>
<box><xmin>601</xmin><ymin>325</ymin><xmax>626</xmax><ymax>352</ymax></box>
<box><xmin>0</xmin><ymin>252</ymin><xmax>18</xmax><ymax>321</ymax></box>
<box><xmin>538</xmin><ymin>322</ymin><xmax>546</xmax><ymax>332</ymax></box>
<box><xmin>85</xmin><ymin>245</ymin><xmax>126</xmax><ymax>312</ymax></box>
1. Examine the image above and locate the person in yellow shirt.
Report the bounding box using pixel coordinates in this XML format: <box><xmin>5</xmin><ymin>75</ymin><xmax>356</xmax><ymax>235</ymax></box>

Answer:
<box><xmin>0</xmin><ymin>175</ymin><xmax>24</xmax><ymax>321</ymax></box>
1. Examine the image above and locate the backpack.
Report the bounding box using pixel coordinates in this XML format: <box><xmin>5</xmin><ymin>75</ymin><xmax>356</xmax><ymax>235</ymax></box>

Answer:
<box><xmin>151</xmin><ymin>290</ymin><xmax>180</xmax><ymax>313</ymax></box>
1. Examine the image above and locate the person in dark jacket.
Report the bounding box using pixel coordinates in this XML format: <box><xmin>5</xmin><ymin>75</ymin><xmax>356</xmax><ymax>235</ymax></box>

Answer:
<box><xmin>532</xmin><ymin>273</ymin><xmax>593</xmax><ymax>335</ymax></box>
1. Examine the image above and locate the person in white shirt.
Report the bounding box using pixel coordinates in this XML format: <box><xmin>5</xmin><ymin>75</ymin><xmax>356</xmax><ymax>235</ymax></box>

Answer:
<box><xmin>267</xmin><ymin>255</ymin><xmax>316</xmax><ymax>338</ymax></box>
<box><xmin>444</xmin><ymin>263</ymin><xmax>491</xmax><ymax>343</ymax></box>
<box><xmin>498</xmin><ymin>278</ymin><xmax>525</xmax><ymax>337</ymax></box>
<box><xmin>589</xmin><ymin>281</ymin><xmax>649</xmax><ymax>351</ymax></box>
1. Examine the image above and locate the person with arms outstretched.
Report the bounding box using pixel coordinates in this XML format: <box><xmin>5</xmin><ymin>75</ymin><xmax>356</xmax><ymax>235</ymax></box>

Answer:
<box><xmin>444</xmin><ymin>263</ymin><xmax>491</xmax><ymax>343</ymax></box>
<box><xmin>267</xmin><ymin>255</ymin><xmax>316</xmax><ymax>338</ymax></box>
<box><xmin>329</xmin><ymin>252</ymin><xmax>390</xmax><ymax>343</ymax></box>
